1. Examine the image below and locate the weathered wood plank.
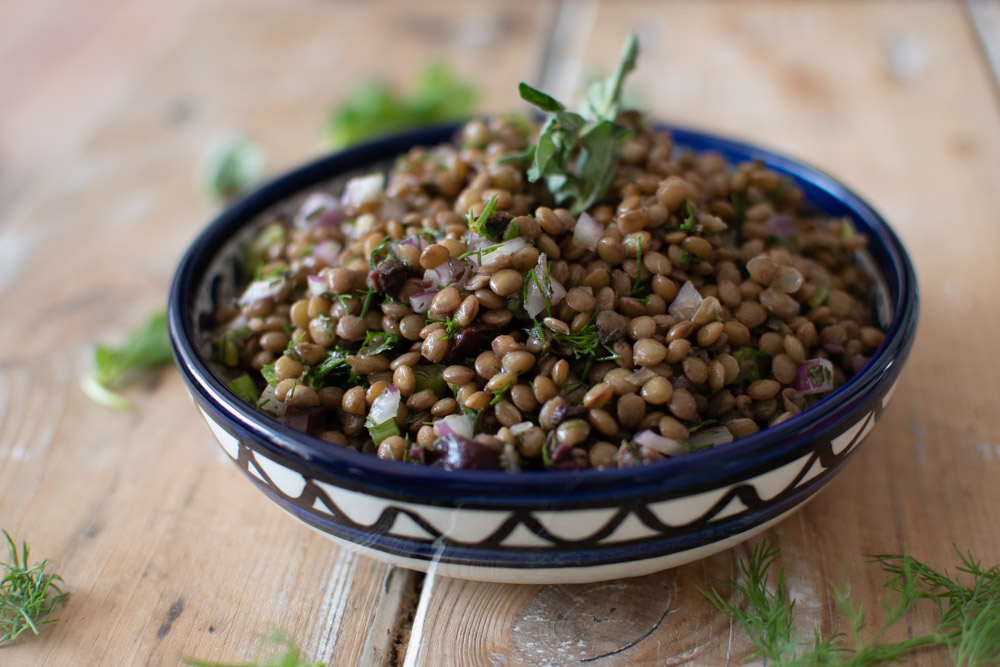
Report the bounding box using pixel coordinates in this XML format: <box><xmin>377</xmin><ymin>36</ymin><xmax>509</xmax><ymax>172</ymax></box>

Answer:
<box><xmin>407</xmin><ymin>1</ymin><xmax>1000</xmax><ymax>664</ymax></box>
<box><xmin>0</xmin><ymin>1</ymin><xmax>555</xmax><ymax>665</ymax></box>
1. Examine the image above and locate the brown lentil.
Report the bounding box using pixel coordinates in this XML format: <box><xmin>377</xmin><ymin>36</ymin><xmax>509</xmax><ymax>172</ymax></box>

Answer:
<box><xmin>216</xmin><ymin>112</ymin><xmax>885</xmax><ymax>471</ymax></box>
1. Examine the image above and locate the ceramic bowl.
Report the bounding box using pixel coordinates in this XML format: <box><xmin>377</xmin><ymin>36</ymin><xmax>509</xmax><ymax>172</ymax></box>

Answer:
<box><xmin>167</xmin><ymin>124</ymin><xmax>918</xmax><ymax>584</ymax></box>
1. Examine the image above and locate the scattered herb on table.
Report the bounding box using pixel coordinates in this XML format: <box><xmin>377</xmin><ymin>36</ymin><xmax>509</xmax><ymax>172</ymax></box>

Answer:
<box><xmin>80</xmin><ymin>311</ymin><xmax>175</xmax><ymax>411</ymax></box>
<box><xmin>325</xmin><ymin>62</ymin><xmax>478</xmax><ymax>149</ymax></box>
<box><xmin>701</xmin><ymin>536</ymin><xmax>1000</xmax><ymax>666</ymax></box>
<box><xmin>196</xmin><ymin>130</ymin><xmax>266</xmax><ymax>203</ymax></box>
<box><xmin>0</xmin><ymin>531</ymin><xmax>68</xmax><ymax>646</ymax></box>
<box><xmin>505</xmin><ymin>33</ymin><xmax>638</xmax><ymax>215</ymax></box>
<box><xmin>183</xmin><ymin>629</ymin><xmax>323</xmax><ymax>667</ymax></box>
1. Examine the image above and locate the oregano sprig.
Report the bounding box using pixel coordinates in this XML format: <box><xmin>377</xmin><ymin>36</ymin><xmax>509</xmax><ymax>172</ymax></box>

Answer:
<box><xmin>506</xmin><ymin>34</ymin><xmax>639</xmax><ymax>215</ymax></box>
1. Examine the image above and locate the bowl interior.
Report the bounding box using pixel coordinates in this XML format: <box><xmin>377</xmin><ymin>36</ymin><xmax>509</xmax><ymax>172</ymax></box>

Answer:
<box><xmin>168</xmin><ymin>123</ymin><xmax>918</xmax><ymax>505</ymax></box>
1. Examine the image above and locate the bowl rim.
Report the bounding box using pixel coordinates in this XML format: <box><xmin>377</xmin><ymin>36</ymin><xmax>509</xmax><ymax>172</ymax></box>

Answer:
<box><xmin>168</xmin><ymin>122</ymin><xmax>918</xmax><ymax>501</ymax></box>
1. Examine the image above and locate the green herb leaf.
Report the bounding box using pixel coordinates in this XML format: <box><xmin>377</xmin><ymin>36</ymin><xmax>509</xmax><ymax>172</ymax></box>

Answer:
<box><xmin>0</xmin><ymin>531</ymin><xmax>68</xmax><ymax>646</ymax></box>
<box><xmin>583</xmin><ymin>33</ymin><xmax>639</xmax><ymax>120</ymax></box>
<box><xmin>184</xmin><ymin>629</ymin><xmax>324</xmax><ymax>667</ymax></box>
<box><xmin>516</xmin><ymin>34</ymin><xmax>640</xmax><ymax>215</ymax></box>
<box><xmin>81</xmin><ymin>312</ymin><xmax>174</xmax><ymax>410</ymax></box>
<box><xmin>260</xmin><ymin>363</ymin><xmax>279</xmax><ymax>387</ymax></box>
<box><xmin>732</xmin><ymin>347</ymin><xmax>771</xmax><ymax>384</ymax></box>
<box><xmin>681</xmin><ymin>200</ymin><xmax>699</xmax><ymax>231</ymax></box>
<box><xmin>366</xmin><ymin>416</ymin><xmax>400</xmax><ymax>446</ymax></box>
<box><xmin>326</xmin><ymin>63</ymin><xmax>477</xmax><ymax>149</ymax></box>
<box><xmin>517</xmin><ymin>82</ymin><xmax>565</xmax><ymax>112</ymax></box>
<box><xmin>359</xmin><ymin>330</ymin><xmax>400</xmax><ymax>357</ymax></box>
<box><xmin>227</xmin><ymin>374</ymin><xmax>259</xmax><ymax>405</ymax></box>
<box><xmin>467</xmin><ymin>194</ymin><xmax>503</xmax><ymax>241</ymax></box>
<box><xmin>197</xmin><ymin>130</ymin><xmax>266</xmax><ymax>203</ymax></box>
<box><xmin>701</xmin><ymin>536</ymin><xmax>1000</xmax><ymax>666</ymax></box>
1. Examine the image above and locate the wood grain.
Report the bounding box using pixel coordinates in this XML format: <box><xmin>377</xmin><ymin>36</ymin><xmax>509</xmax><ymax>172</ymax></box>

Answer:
<box><xmin>407</xmin><ymin>2</ymin><xmax>1000</xmax><ymax>665</ymax></box>
<box><xmin>0</xmin><ymin>1</ymin><xmax>554</xmax><ymax>665</ymax></box>
<box><xmin>2</xmin><ymin>0</ymin><xmax>1000</xmax><ymax>665</ymax></box>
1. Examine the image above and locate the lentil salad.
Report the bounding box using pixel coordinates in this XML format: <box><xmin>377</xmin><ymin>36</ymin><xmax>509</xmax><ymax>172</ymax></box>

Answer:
<box><xmin>208</xmin><ymin>38</ymin><xmax>885</xmax><ymax>472</ymax></box>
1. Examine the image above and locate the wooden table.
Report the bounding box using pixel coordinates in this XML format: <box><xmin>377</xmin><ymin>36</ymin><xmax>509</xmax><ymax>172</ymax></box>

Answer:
<box><xmin>2</xmin><ymin>1</ymin><xmax>999</xmax><ymax>664</ymax></box>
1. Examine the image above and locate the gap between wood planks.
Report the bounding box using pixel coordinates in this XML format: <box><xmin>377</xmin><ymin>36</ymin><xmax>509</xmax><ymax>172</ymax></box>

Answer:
<box><xmin>966</xmin><ymin>0</ymin><xmax>1000</xmax><ymax>105</ymax></box>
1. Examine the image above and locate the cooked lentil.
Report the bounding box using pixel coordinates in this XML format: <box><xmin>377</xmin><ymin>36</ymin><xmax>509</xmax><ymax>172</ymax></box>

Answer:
<box><xmin>210</xmin><ymin>110</ymin><xmax>885</xmax><ymax>471</ymax></box>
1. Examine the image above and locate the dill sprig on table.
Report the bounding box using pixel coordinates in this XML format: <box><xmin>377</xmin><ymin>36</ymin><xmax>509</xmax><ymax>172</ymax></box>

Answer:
<box><xmin>0</xmin><ymin>531</ymin><xmax>68</xmax><ymax>646</ymax></box>
<box><xmin>701</xmin><ymin>536</ymin><xmax>1000</xmax><ymax>666</ymax></box>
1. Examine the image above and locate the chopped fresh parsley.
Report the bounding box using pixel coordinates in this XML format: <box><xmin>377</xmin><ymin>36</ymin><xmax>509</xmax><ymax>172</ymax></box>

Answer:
<box><xmin>80</xmin><ymin>311</ymin><xmax>174</xmax><ymax>411</ymax></box>
<box><xmin>681</xmin><ymin>200</ymin><xmax>699</xmax><ymax>231</ymax></box>
<box><xmin>359</xmin><ymin>330</ymin><xmax>400</xmax><ymax>357</ymax></box>
<box><xmin>260</xmin><ymin>363</ymin><xmax>279</xmax><ymax>387</ymax></box>
<box><xmin>467</xmin><ymin>194</ymin><xmax>503</xmax><ymax>241</ymax></box>
<box><xmin>732</xmin><ymin>347</ymin><xmax>771</xmax><ymax>384</ymax></box>
<box><xmin>212</xmin><ymin>327</ymin><xmax>248</xmax><ymax>367</ymax></box>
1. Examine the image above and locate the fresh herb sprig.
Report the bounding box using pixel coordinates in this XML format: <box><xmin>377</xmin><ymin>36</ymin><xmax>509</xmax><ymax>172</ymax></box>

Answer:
<box><xmin>701</xmin><ymin>536</ymin><xmax>1000</xmax><ymax>666</ymax></box>
<box><xmin>507</xmin><ymin>34</ymin><xmax>639</xmax><ymax>215</ymax></box>
<box><xmin>184</xmin><ymin>629</ymin><xmax>323</xmax><ymax>667</ymax></box>
<box><xmin>0</xmin><ymin>531</ymin><xmax>68</xmax><ymax>646</ymax></box>
<box><xmin>467</xmin><ymin>194</ymin><xmax>503</xmax><ymax>241</ymax></box>
<box><xmin>325</xmin><ymin>63</ymin><xmax>477</xmax><ymax>149</ymax></box>
<box><xmin>196</xmin><ymin>130</ymin><xmax>266</xmax><ymax>203</ymax></box>
<box><xmin>80</xmin><ymin>311</ymin><xmax>175</xmax><ymax>411</ymax></box>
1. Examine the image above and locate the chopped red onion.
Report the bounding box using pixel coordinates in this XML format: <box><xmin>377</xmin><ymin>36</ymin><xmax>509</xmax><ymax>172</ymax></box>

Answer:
<box><xmin>794</xmin><ymin>358</ymin><xmax>835</xmax><ymax>395</ymax></box>
<box><xmin>307</xmin><ymin>275</ymin><xmax>328</xmax><ymax>297</ymax></box>
<box><xmin>509</xmin><ymin>422</ymin><xmax>534</xmax><ymax>436</ymax></box>
<box><xmin>524</xmin><ymin>253</ymin><xmax>567</xmax><ymax>318</ymax></box>
<box><xmin>312</xmin><ymin>240</ymin><xmax>340</xmax><ymax>266</ymax></box>
<box><xmin>295</xmin><ymin>193</ymin><xmax>342</xmax><ymax>230</ymax></box>
<box><xmin>634</xmin><ymin>430</ymin><xmax>688</xmax><ymax>456</ymax></box>
<box><xmin>280</xmin><ymin>408</ymin><xmax>326</xmax><ymax>434</ymax></box>
<box><xmin>767</xmin><ymin>214</ymin><xmax>795</xmax><ymax>237</ymax></box>
<box><xmin>341</xmin><ymin>173</ymin><xmax>384</xmax><ymax>209</ymax></box>
<box><xmin>257</xmin><ymin>385</ymin><xmax>286</xmax><ymax>418</ymax></box>
<box><xmin>668</xmin><ymin>280</ymin><xmax>703</xmax><ymax>320</ymax></box>
<box><xmin>368</xmin><ymin>385</ymin><xmax>401</xmax><ymax>424</ymax></box>
<box><xmin>572</xmin><ymin>211</ymin><xmax>603</xmax><ymax>251</ymax></box>
<box><xmin>436</xmin><ymin>414</ymin><xmax>475</xmax><ymax>440</ymax></box>
<box><xmin>687</xmin><ymin>425</ymin><xmax>734</xmax><ymax>448</ymax></box>
<box><xmin>423</xmin><ymin>258</ymin><xmax>472</xmax><ymax>290</ymax></box>
<box><xmin>409</xmin><ymin>291</ymin><xmax>438</xmax><ymax>314</ymax></box>
<box><xmin>237</xmin><ymin>278</ymin><xmax>285</xmax><ymax>306</ymax></box>
<box><xmin>466</xmin><ymin>231</ymin><xmax>490</xmax><ymax>249</ymax></box>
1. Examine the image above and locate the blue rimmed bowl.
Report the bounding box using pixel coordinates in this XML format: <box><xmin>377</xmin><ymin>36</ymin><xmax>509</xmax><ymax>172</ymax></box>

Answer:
<box><xmin>167</xmin><ymin>124</ymin><xmax>918</xmax><ymax>584</ymax></box>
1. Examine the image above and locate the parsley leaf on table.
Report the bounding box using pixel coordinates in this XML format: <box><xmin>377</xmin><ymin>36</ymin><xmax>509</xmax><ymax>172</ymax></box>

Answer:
<box><xmin>196</xmin><ymin>130</ymin><xmax>266</xmax><ymax>203</ymax></box>
<box><xmin>80</xmin><ymin>311</ymin><xmax>174</xmax><ymax>411</ymax></box>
